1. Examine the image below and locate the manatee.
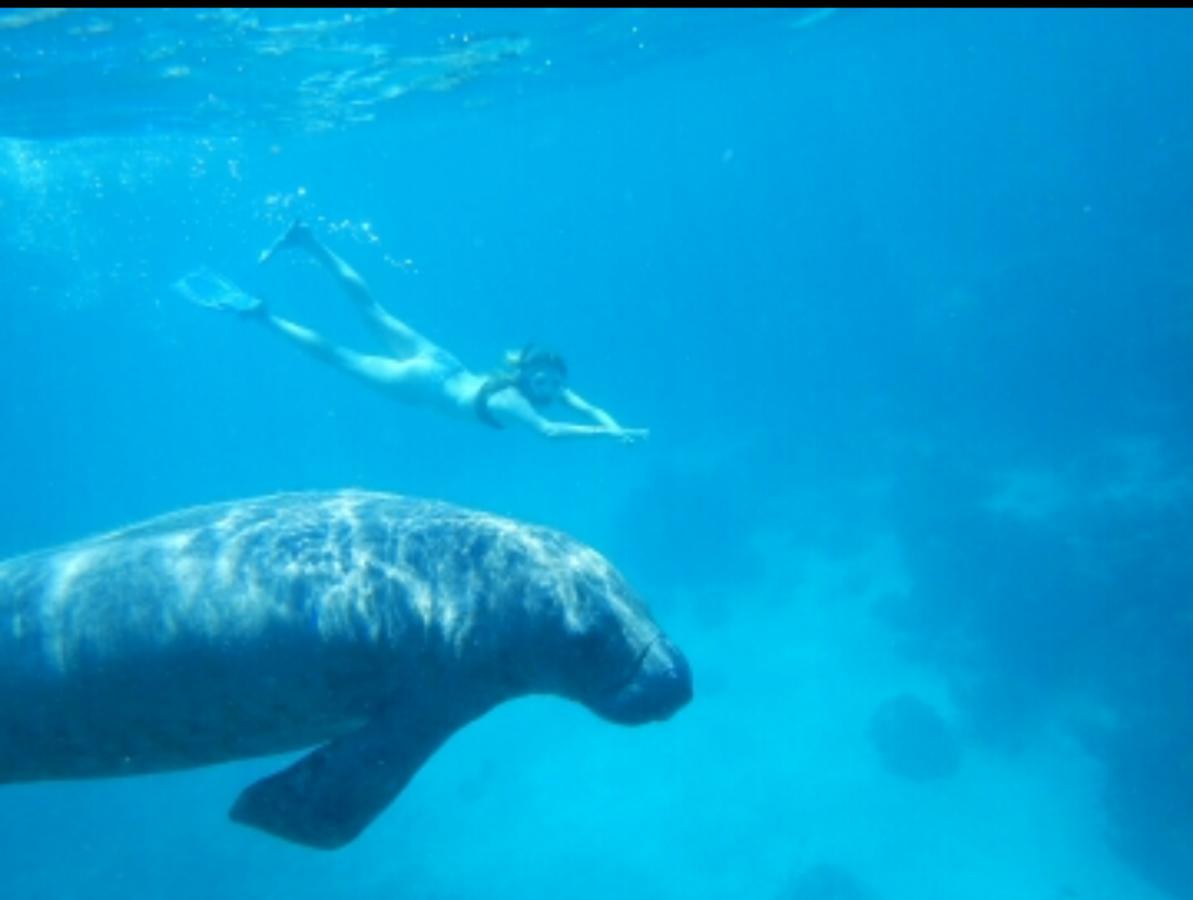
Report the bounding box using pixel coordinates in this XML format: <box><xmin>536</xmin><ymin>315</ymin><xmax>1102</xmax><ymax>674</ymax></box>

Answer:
<box><xmin>0</xmin><ymin>490</ymin><xmax>691</xmax><ymax>848</ymax></box>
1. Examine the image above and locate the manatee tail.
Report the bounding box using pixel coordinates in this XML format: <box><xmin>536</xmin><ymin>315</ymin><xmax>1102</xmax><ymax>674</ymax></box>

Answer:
<box><xmin>172</xmin><ymin>267</ymin><xmax>265</xmax><ymax>317</ymax></box>
<box><xmin>229</xmin><ymin>706</ymin><xmax>463</xmax><ymax>849</ymax></box>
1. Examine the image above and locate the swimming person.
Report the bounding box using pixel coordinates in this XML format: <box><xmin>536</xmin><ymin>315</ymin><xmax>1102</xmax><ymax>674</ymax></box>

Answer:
<box><xmin>177</xmin><ymin>221</ymin><xmax>648</xmax><ymax>443</ymax></box>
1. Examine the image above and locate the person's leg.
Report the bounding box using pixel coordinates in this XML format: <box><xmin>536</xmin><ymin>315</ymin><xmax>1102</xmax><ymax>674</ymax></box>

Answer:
<box><xmin>260</xmin><ymin>221</ymin><xmax>433</xmax><ymax>359</ymax></box>
<box><xmin>259</xmin><ymin>310</ymin><xmax>396</xmax><ymax>385</ymax></box>
<box><xmin>259</xmin><ymin>309</ymin><xmax>457</xmax><ymax>408</ymax></box>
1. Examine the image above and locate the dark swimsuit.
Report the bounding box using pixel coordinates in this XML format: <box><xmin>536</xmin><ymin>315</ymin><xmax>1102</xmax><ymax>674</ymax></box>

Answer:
<box><xmin>474</xmin><ymin>374</ymin><xmax>551</xmax><ymax>429</ymax></box>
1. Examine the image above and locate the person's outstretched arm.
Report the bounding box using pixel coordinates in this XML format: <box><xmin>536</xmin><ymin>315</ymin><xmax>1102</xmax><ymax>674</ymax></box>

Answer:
<box><xmin>492</xmin><ymin>391</ymin><xmax>648</xmax><ymax>443</ymax></box>
<box><xmin>538</xmin><ymin>421</ymin><xmax>649</xmax><ymax>443</ymax></box>
<box><xmin>560</xmin><ymin>389</ymin><xmax>622</xmax><ymax>428</ymax></box>
<box><xmin>557</xmin><ymin>389</ymin><xmax>648</xmax><ymax>443</ymax></box>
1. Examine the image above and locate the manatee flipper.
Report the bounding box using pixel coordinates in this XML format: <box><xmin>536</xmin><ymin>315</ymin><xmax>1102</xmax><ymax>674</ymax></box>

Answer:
<box><xmin>172</xmin><ymin>267</ymin><xmax>264</xmax><ymax>316</ymax></box>
<box><xmin>229</xmin><ymin>706</ymin><xmax>461</xmax><ymax>849</ymax></box>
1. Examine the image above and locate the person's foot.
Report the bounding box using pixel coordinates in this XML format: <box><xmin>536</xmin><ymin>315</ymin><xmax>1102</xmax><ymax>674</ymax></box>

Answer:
<box><xmin>258</xmin><ymin>219</ymin><xmax>314</xmax><ymax>265</ymax></box>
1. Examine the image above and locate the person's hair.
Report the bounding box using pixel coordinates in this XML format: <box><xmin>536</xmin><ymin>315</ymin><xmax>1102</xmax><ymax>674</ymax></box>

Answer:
<box><xmin>505</xmin><ymin>342</ymin><xmax>568</xmax><ymax>378</ymax></box>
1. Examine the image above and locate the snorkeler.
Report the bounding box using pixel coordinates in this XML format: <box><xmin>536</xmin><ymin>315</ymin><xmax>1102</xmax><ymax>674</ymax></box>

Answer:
<box><xmin>178</xmin><ymin>221</ymin><xmax>648</xmax><ymax>443</ymax></box>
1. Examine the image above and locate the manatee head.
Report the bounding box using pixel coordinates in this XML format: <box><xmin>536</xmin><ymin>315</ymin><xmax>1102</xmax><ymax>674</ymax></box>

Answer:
<box><xmin>490</xmin><ymin>526</ymin><xmax>692</xmax><ymax>726</ymax></box>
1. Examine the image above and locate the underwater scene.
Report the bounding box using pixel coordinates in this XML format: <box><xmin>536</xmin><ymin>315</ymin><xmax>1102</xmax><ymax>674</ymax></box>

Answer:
<box><xmin>1</xmin><ymin>8</ymin><xmax>1192</xmax><ymax>899</ymax></box>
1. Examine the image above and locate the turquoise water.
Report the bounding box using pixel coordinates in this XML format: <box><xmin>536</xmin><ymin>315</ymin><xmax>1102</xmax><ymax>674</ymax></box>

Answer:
<box><xmin>2</xmin><ymin>8</ymin><xmax>1192</xmax><ymax>899</ymax></box>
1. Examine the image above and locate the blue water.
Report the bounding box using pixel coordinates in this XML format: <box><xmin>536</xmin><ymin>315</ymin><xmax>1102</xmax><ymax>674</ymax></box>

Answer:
<box><xmin>2</xmin><ymin>8</ymin><xmax>1192</xmax><ymax>899</ymax></box>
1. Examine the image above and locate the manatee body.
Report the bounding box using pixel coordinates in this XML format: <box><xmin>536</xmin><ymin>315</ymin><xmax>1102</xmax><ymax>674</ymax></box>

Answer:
<box><xmin>0</xmin><ymin>491</ymin><xmax>691</xmax><ymax>848</ymax></box>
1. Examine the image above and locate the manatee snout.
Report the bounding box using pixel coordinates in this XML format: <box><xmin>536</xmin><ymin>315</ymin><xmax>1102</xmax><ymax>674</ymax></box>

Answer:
<box><xmin>597</xmin><ymin>636</ymin><xmax>692</xmax><ymax>725</ymax></box>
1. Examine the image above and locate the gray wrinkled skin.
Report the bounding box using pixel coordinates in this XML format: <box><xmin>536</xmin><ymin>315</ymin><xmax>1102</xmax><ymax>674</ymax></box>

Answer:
<box><xmin>0</xmin><ymin>491</ymin><xmax>691</xmax><ymax>848</ymax></box>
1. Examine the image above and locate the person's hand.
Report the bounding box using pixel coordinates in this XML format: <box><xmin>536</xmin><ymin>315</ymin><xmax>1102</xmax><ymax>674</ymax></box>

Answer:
<box><xmin>615</xmin><ymin>427</ymin><xmax>650</xmax><ymax>445</ymax></box>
